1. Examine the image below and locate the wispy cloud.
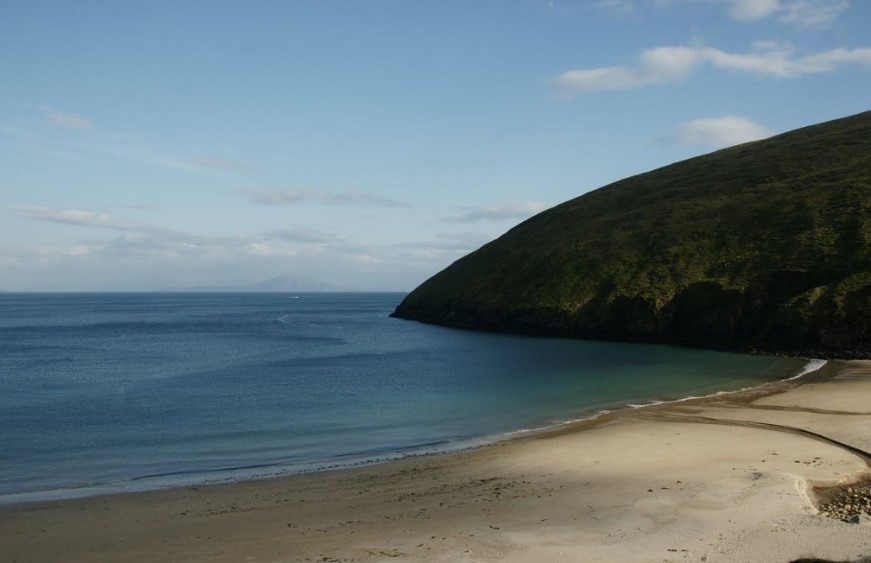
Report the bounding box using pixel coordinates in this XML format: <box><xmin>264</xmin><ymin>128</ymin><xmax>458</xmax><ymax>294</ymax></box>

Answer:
<box><xmin>444</xmin><ymin>201</ymin><xmax>548</xmax><ymax>223</ymax></box>
<box><xmin>42</xmin><ymin>108</ymin><xmax>93</xmax><ymax>130</ymax></box>
<box><xmin>187</xmin><ymin>156</ymin><xmax>252</xmax><ymax>172</ymax></box>
<box><xmin>596</xmin><ymin>0</ymin><xmax>638</xmax><ymax>14</ymax></box>
<box><xmin>10</xmin><ymin>108</ymin><xmax>248</xmax><ymax>175</ymax></box>
<box><xmin>244</xmin><ymin>188</ymin><xmax>410</xmax><ymax>208</ymax></box>
<box><xmin>778</xmin><ymin>0</ymin><xmax>850</xmax><ymax>28</ymax></box>
<box><xmin>80</xmin><ymin>139</ymin><xmax>248</xmax><ymax>174</ymax></box>
<box><xmin>554</xmin><ymin>41</ymin><xmax>871</xmax><ymax>96</ymax></box>
<box><xmin>18</xmin><ymin>206</ymin><xmax>140</xmax><ymax>231</ymax></box>
<box><xmin>333</xmin><ymin>231</ymin><xmax>494</xmax><ymax>268</ymax></box>
<box><xmin>264</xmin><ymin>227</ymin><xmax>341</xmax><ymax>244</ymax></box>
<box><xmin>329</xmin><ymin>192</ymin><xmax>409</xmax><ymax>207</ymax></box>
<box><xmin>707</xmin><ymin>41</ymin><xmax>871</xmax><ymax>75</ymax></box>
<box><xmin>15</xmin><ymin>206</ymin><xmax>208</xmax><ymax>260</ymax></box>
<box><xmin>671</xmin><ymin>116</ymin><xmax>775</xmax><ymax>147</ymax></box>
<box><xmin>554</xmin><ymin>46</ymin><xmax>701</xmax><ymax>95</ymax></box>
<box><xmin>721</xmin><ymin>0</ymin><xmax>782</xmax><ymax>21</ymax></box>
<box><xmin>14</xmin><ymin>206</ymin><xmax>343</xmax><ymax>261</ymax></box>
<box><xmin>15</xmin><ymin>207</ymin><xmax>239</xmax><ymax>257</ymax></box>
<box><xmin>432</xmin><ymin>231</ymin><xmax>493</xmax><ymax>250</ymax></box>
<box><xmin>5</xmin><ymin>206</ymin><xmax>488</xmax><ymax>290</ymax></box>
<box><xmin>597</xmin><ymin>0</ymin><xmax>850</xmax><ymax>28</ymax></box>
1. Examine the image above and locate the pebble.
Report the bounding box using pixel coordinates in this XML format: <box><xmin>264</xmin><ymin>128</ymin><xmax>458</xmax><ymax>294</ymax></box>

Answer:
<box><xmin>818</xmin><ymin>485</ymin><xmax>871</xmax><ymax>523</ymax></box>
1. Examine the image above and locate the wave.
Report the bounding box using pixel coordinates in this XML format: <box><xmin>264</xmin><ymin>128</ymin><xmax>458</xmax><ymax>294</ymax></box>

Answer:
<box><xmin>785</xmin><ymin>358</ymin><xmax>828</xmax><ymax>381</ymax></box>
<box><xmin>619</xmin><ymin>358</ymin><xmax>828</xmax><ymax>411</ymax></box>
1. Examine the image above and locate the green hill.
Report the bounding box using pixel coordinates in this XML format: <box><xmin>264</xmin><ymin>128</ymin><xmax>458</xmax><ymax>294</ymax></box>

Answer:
<box><xmin>392</xmin><ymin>111</ymin><xmax>871</xmax><ymax>358</ymax></box>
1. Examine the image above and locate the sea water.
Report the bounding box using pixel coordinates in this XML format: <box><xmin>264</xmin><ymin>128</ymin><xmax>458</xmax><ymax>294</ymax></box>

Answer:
<box><xmin>0</xmin><ymin>292</ymin><xmax>810</xmax><ymax>505</ymax></box>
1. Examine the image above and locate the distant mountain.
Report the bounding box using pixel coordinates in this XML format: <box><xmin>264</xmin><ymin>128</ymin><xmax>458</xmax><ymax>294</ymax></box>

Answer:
<box><xmin>393</xmin><ymin>111</ymin><xmax>871</xmax><ymax>358</ymax></box>
<box><xmin>169</xmin><ymin>276</ymin><xmax>350</xmax><ymax>293</ymax></box>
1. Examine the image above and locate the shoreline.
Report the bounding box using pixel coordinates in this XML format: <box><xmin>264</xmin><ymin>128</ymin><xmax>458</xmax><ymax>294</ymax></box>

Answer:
<box><xmin>0</xmin><ymin>357</ymin><xmax>821</xmax><ymax>509</ymax></box>
<box><xmin>4</xmin><ymin>360</ymin><xmax>871</xmax><ymax>561</ymax></box>
<box><xmin>390</xmin><ymin>311</ymin><xmax>871</xmax><ymax>361</ymax></box>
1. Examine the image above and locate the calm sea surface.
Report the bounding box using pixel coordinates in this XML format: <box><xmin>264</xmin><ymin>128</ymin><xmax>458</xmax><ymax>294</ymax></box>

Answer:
<box><xmin>0</xmin><ymin>292</ymin><xmax>811</xmax><ymax>505</ymax></box>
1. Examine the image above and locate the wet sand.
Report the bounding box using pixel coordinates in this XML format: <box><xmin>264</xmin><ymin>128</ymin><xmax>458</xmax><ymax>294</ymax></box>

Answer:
<box><xmin>2</xmin><ymin>360</ymin><xmax>871</xmax><ymax>562</ymax></box>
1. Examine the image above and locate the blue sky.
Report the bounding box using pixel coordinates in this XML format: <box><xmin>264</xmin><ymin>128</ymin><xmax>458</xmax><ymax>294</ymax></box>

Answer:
<box><xmin>2</xmin><ymin>0</ymin><xmax>869</xmax><ymax>291</ymax></box>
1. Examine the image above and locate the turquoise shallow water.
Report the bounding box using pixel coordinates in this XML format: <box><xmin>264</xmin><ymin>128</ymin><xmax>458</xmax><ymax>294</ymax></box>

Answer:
<box><xmin>0</xmin><ymin>292</ymin><xmax>810</xmax><ymax>504</ymax></box>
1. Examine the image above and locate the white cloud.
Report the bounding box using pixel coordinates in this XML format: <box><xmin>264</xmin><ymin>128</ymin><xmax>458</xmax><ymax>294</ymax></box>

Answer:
<box><xmin>328</xmin><ymin>192</ymin><xmax>407</xmax><ymax>207</ymax></box>
<box><xmin>777</xmin><ymin>0</ymin><xmax>850</xmax><ymax>28</ymax></box>
<box><xmin>244</xmin><ymin>242</ymin><xmax>299</xmax><ymax>257</ymax></box>
<box><xmin>673</xmin><ymin>116</ymin><xmax>775</xmax><ymax>147</ymax></box>
<box><xmin>43</xmin><ymin>108</ymin><xmax>93</xmax><ymax>130</ymax></box>
<box><xmin>722</xmin><ymin>0</ymin><xmax>782</xmax><ymax>20</ymax></box>
<box><xmin>598</xmin><ymin>0</ymin><xmax>850</xmax><ymax>28</ymax></box>
<box><xmin>65</xmin><ymin>244</ymin><xmax>97</xmax><ymax>257</ymax></box>
<box><xmin>444</xmin><ymin>201</ymin><xmax>548</xmax><ymax>223</ymax></box>
<box><xmin>188</xmin><ymin>156</ymin><xmax>252</xmax><ymax>171</ymax></box>
<box><xmin>378</xmin><ymin>232</ymin><xmax>494</xmax><ymax>256</ymax></box>
<box><xmin>554</xmin><ymin>42</ymin><xmax>871</xmax><ymax>96</ymax></box>
<box><xmin>701</xmin><ymin>40</ymin><xmax>797</xmax><ymax>76</ymax></box>
<box><xmin>15</xmin><ymin>206</ymin><xmax>350</xmax><ymax>262</ymax></box>
<box><xmin>2</xmin><ymin>213</ymin><xmax>485</xmax><ymax>291</ymax></box>
<box><xmin>18</xmin><ymin>206</ymin><xmax>139</xmax><ymax>231</ymax></box>
<box><xmin>20</xmin><ymin>208</ymin><xmax>230</xmax><ymax>259</ymax></box>
<box><xmin>244</xmin><ymin>189</ymin><xmax>409</xmax><ymax>208</ymax></box>
<box><xmin>706</xmin><ymin>42</ymin><xmax>871</xmax><ymax>76</ymax></box>
<box><xmin>596</xmin><ymin>0</ymin><xmax>637</xmax><ymax>14</ymax></box>
<box><xmin>554</xmin><ymin>46</ymin><xmax>702</xmax><ymax>95</ymax></box>
<box><xmin>349</xmin><ymin>254</ymin><xmax>382</xmax><ymax>265</ymax></box>
<box><xmin>244</xmin><ymin>188</ymin><xmax>317</xmax><ymax>205</ymax></box>
<box><xmin>264</xmin><ymin>227</ymin><xmax>340</xmax><ymax>244</ymax></box>
<box><xmin>432</xmin><ymin>231</ymin><xmax>493</xmax><ymax>250</ymax></box>
<box><xmin>334</xmin><ymin>232</ymin><xmax>497</xmax><ymax>273</ymax></box>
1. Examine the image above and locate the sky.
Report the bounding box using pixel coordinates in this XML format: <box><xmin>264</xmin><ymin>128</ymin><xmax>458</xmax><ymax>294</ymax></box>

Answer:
<box><xmin>2</xmin><ymin>0</ymin><xmax>870</xmax><ymax>291</ymax></box>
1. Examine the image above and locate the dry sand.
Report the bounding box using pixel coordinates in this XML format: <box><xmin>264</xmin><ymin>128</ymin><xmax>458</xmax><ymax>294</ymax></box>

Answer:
<box><xmin>2</xmin><ymin>360</ymin><xmax>871</xmax><ymax>563</ymax></box>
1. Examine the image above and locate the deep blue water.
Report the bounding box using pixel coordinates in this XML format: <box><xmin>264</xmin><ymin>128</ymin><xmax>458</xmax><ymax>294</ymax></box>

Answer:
<box><xmin>0</xmin><ymin>292</ymin><xmax>809</xmax><ymax>504</ymax></box>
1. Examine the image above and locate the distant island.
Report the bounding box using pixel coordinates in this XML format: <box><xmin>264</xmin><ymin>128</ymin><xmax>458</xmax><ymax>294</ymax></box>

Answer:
<box><xmin>166</xmin><ymin>275</ymin><xmax>351</xmax><ymax>293</ymax></box>
<box><xmin>393</xmin><ymin>110</ymin><xmax>871</xmax><ymax>358</ymax></box>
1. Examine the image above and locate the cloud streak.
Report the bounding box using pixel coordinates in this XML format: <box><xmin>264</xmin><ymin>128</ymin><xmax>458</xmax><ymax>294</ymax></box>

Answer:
<box><xmin>7</xmin><ymin>205</ymin><xmax>500</xmax><ymax>291</ymax></box>
<box><xmin>244</xmin><ymin>189</ymin><xmax>410</xmax><ymax>208</ymax></box>
<box><xmin>596</xmin><ymin>0</ymin><xmax>638</xmax><ymax>15</ymax></box>
<box><xmin>43</xmin><ymin>108</ymin><xmax>93</xmax><ymax>130</ymax></box>
<box><xmin>721</xmin><ymin>0</ymin><xmax>783</xmax><ymax>21</ymax></box>
<box><xmin>444</xmin><ymin>201</ymin><xmax>548</xmax><ymax>223</ymax></box>
<box><xmin>761</xmin><ymin>0</ymin><xmax>849</xmax><ymax>28</ymax></box>
<box><xmin>598</xmin><ymin>1</ymin><xmax>850</xmax><ymax>28</ymax></box>
<box><xmin>13</xmin><ymin>107</ymin><xmax>249</xmax><ymax>174</ymax></box>
<box><xmin>554</xmin><ymin>41</ymin><xmax>871</xmax><ymax>96</ymax></box>
<box><xmin>19</xmin><ymin>206</ymin><xmax>140</xmax><ymax>231</ymax></box>
<box><xmin>672</xmin><ymin>116</ymin><xmax>775</xmax><ymax>147</ymax></box>
<box><xmin>187</xmin><ymin>156</ymin><xmax>252</xmax><ymax>172</ymax></box>
<box><xmin>16</xmin><ymin>206</ymin><xmax>344</xmax><ymax>253</ymax></box>
<box><xmin>554</xmin><ymin>46</ymin><xmax>701</xmax><ymax>94</ymax></box>
<box><xmin>264</xmin><ymin>227</ymin><xmax>341</xmax><ymax>244</ymax></box>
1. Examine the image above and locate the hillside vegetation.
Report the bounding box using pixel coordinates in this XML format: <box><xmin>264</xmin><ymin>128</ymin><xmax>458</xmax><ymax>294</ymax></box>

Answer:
<box><xmin>393</xmin><ymin>111</ymin><xmax>871</xmax><ymax>357</ymax></box>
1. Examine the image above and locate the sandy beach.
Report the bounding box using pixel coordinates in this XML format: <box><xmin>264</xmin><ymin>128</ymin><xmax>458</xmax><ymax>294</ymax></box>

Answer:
<box><xmin>2</xmin><ymin>360</ymin><xmax>871</xmax><ymax>563</ymax></box>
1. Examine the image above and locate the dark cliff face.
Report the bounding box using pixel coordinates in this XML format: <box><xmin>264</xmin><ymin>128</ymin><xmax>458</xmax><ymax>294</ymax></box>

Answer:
<box><xmin>393</xmin><ymin>111</ymin><xmax>871</xmax><ymax>358</ymax></box>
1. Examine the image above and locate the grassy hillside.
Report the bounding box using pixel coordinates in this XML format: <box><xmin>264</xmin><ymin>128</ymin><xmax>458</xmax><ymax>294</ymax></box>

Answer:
<box><xmin>393</xmin><ymin>111</ymin><xmax>871</xmax><ymax>357</ymax></box>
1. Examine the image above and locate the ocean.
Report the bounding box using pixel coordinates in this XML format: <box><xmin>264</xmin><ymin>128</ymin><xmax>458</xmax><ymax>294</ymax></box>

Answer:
<box><xmin>0</xmin><ymin>292</ymin><xmax>812</xmax><ymax>505</ymax></box>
